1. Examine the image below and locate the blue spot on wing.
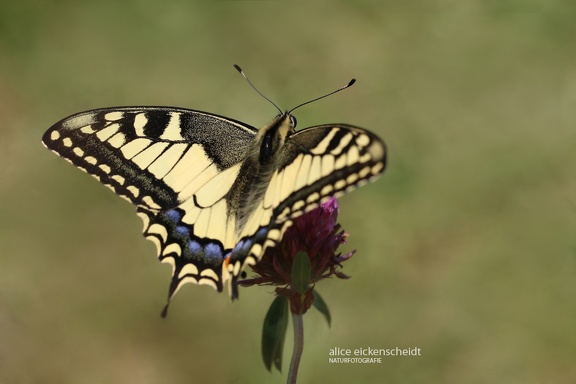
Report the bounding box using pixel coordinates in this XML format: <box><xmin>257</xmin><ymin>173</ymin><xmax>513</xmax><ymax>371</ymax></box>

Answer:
<box><xmin>188</xmin><ymin>240</ymin><xmax>202</xmax><ymax>254</ymax></box>
<box><xmin>229</xmin><ymin>226</ymin><xmax>272</xmax><ymax>263</ymax></box>
<box><xmin>232</xmin><ymin>240</ymin><xmax>244</xmax><ymax>253</ymax></box>
<box><xmin>205</xmin><ymin>243</ymin><xmax>223</xmax><ymax>262</ymax></box>
<box><xmin>164</xmin><ymin>209</ymin><xmax>182</xmax><ymax>223</ymax></box>
<box><xmin>233</xmin><ymin>238</ymin><xmax>253</xmax><ymax>254</ymax></box>
<box><xmin>255</xmin><ymin>228</ymin><xmax>268</xmax><ymax>240</ymax></box>
<box><xmin>175</xmin><ymin>225</ymin><xmax>190</xmax><ymax>236</ymax></box>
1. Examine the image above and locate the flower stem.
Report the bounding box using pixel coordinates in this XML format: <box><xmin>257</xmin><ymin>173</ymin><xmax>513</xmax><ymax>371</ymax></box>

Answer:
<box><xmin>287</xmin><ymin>313</ymin><xmax>304</xmax><ymax>384</ymax></box>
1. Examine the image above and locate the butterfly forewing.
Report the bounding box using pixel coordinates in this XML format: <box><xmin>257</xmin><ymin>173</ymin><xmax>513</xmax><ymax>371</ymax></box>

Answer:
<box><xmin>275</xmin><ymin>124</ymin><xmax>385</xmax><ymax>219</ymax></box>
<box><xmin>42</xmin><ymin>107</ymin><xmax>257</xmax><ymax>210</ymax></box>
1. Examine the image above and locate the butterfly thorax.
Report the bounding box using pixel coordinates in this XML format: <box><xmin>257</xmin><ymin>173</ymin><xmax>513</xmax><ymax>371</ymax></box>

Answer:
<box><xmin>229</xmin><ymin>113</ymin><xmax>295</xmax><ymax>234</ymax></box>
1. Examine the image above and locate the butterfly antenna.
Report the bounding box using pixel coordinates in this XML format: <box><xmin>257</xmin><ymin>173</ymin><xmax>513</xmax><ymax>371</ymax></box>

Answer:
<box><xmin>288</xmin><ymin>78</ymin><xmax>356</xmax><ymax>114</ymax></box>
<box><xmin>234</xmin><ymin>64</ymin><xmax>282</xmax><ymax>114</ymax></box>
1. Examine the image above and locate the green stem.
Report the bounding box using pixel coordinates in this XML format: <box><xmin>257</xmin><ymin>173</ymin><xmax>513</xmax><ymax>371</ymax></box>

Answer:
<box><xmin>287</xmin><ymin>313</ymin><xmax>304</xmax><ymax>384</ymax></box>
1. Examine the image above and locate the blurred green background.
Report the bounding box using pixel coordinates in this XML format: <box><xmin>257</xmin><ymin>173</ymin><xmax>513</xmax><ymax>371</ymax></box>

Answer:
<box><xmin>1</xmin><ymin>1</ymin><xmax>575</xmax><ymax>383</ymax></box>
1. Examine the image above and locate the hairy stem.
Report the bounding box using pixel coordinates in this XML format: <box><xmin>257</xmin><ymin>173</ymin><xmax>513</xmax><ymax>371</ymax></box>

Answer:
<box><xmin>287</xmin><ymin>313</ymin><xmax>304</xmax><ymax>384</ymax></box>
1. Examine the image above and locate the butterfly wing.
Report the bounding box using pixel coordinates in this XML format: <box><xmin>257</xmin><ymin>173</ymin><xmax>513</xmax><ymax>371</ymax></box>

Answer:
<box><xmin>223</xmin><ymin>124</ymin><xmax>386</xmax><ymax>294</ymax></box>
<box><xmin>42</xmin><ymin>107</ymin><xmax>258</xmax><ymax>302</ymax></box>
<box><xmin>274</xmin><ymin>124</ymin><xmax>386</xmax><ymax>220</ymax></box>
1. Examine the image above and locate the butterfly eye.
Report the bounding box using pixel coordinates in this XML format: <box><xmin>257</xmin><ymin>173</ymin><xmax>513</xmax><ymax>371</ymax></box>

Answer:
<box><xmin>289</xmin><ymin>115</ymin><xmax>297</xmax><ymax>129</ymax></box>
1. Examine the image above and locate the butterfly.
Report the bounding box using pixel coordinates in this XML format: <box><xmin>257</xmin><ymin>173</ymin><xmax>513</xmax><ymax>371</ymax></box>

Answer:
<box><xmin>42</xmin><ymin>66</ymin><xmax>387</xmax><ymax>313</ymax></box>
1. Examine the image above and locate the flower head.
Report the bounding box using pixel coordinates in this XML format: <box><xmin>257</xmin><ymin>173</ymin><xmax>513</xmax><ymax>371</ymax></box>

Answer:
<box><xmin>240</xmin><ymin>197</ymin><xmax>355</xmax><ymax>314</ymax></box>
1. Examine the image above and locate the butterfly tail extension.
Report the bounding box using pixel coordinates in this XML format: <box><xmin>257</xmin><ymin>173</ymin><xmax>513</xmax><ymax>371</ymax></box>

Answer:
<box><xmin>137</xmin><ymin>207</ymin><xmax>226</xmax><ymax>314</ymax></box>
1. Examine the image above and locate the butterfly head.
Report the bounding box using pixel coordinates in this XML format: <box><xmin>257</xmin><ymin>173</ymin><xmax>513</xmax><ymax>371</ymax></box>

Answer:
<box><xmin>255</xmin><ymin>112</ymin><xmax>296</xmax><ymax>164</ymax></box>
<box><xmin>274</xmin><ymin>111</ymin><xmax>297</xmax><ymax>132</ymax></box>
<box><xmin>271</xmin><ymin>111</ymin><xmax>298</xmax><ymax>139</ymax></box>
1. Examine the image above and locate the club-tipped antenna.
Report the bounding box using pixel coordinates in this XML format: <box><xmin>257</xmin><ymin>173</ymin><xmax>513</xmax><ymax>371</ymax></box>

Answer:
<box><xmin>234</xmin><ymin>64</ymin><xmax>282</xmax><ymax>114</ymax></box>
<box><xmin>288</xmin><ymin>78</ymin><xmax>356</xmax><ymax>114</ymax></box>
<box><xmin>234</xmin><ymin>64</ymin><xmax>356</xmax><ymax>115</ymax></box>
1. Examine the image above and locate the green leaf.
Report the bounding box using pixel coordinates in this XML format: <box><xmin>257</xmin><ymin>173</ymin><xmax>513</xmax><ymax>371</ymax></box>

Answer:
<box><xmin>262</xmin><ymin>295</ymin><xmax>289</xmax><ymax>372</ymax></box>
<box><xmin>313</xmin><ymin>290</ymin><xmax>331</xmax><ymax>327</ymax></box>
<box><xmin>292</xmin><ymin>251</ymin><xmax>311</xmax><ymax>294</ymax></box>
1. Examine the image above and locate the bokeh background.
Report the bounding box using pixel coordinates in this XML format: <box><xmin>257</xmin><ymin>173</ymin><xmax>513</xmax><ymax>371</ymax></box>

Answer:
<box><xmin>1</xmin><ymin>1</ymin><xmax>575</xmax><ymax>383</ymax></box>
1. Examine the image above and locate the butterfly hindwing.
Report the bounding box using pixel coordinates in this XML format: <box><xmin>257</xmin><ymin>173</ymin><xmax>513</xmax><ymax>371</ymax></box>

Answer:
<box><xmin>137</xmin><ymin>162</ymin><xmax>247</xmax><ymax>299</ymax></box>
<box><xmin>137</xmin><ymin>205</ymin><xmax>228</xmax><ymax>296</ymax></box>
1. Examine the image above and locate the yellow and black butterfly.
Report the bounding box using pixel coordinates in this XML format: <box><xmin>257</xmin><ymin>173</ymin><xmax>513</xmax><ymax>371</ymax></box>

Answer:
<box><xmin>42</xmin><ymin>66</ymin><xmax>387</xmax><ymax>307</ymax></box>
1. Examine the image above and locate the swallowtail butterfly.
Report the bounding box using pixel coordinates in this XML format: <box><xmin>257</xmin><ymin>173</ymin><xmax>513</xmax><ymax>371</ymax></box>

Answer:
<box><xmin>42</xmin><ymin>66</ymin><xmax>386</xmax><ymax>312</ymax></box>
